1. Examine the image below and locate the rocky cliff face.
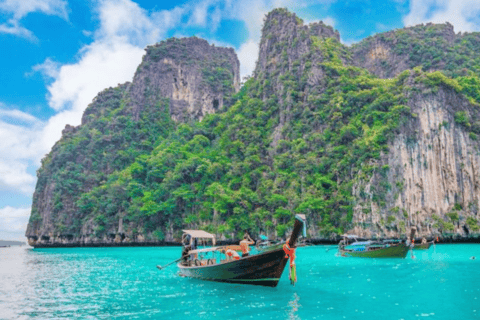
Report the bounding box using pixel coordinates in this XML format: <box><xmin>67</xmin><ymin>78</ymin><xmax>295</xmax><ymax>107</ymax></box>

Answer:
<box><xmin>254</xmin><ymin>11</ymin><xmax>480</xmax><ymax>238</ymax></box>
<box><xmin>256</xmin><ymin>9</ymin><xmax>341</xmax><ymax>76</ymax></box>
<box><xmin>26</xmin><ymin>37</ymin><xmax>239</xmax><ymax>247</ymax></box>
<box><xmin>347</xmin><ymin>24</ymin><xmax>480</xmax><ymax>238</ymax></box>
<box><xmin>254</xmin><ymin>9</ymin><xmax>346</xmax><ymax>147</ymax></box>
<box><xmin>351</xmin><ymin>23</ymin><xmax>456</xmax><ymax>78</ymax></box>
<box><xmin>128</xmin><ymin>37</ymin><xmax>239</xmax><ymax>122</ymax></box>
<box><xmin>351</xmin><ymin>84</ymin><xmax>480</xmax><ymax>238</ymax></box>
<box><xmin>352</xmin><ymin>22</ymin><xmax>480</xmax><ymax>80</ymax></box>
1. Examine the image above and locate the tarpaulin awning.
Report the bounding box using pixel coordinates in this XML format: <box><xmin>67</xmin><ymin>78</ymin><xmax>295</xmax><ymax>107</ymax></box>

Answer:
<box><xmin>182</xmin><ymin>230</ymin><xmax>216</xmax><ymax>240</ymax></box>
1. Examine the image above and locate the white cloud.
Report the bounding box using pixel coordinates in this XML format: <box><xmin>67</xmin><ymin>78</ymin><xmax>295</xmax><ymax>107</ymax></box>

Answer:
<box><xmin>0</xmin><ymin>108</ymin><xmax>39</xmax><ymax>124</ymax></box>
<box><xmin>210</xmin><ymin>6</ymin><xmax>223</xmax><ymax>32</ymax></box>
<box><xmin>0</xmin><ymin>0</ymin><xmax>68</xmax><ymax>19</ymax></box>
<box><xmin>322</xmin><ymin>16</ymin><xmax>336</xmax><ymax>28</ymax></box>
<box><xmin>0</xmin><ymin>206</ymin><xmax>30</xmax><ymax>241</ymax></box>
<box><xmin>0</xmin><ymin>161</ymin><xmax>36</xmax><ymax>194</ymax></box>
<box><xmin>237</xmin><ymin>39</ymin><xmax>259</xmax><ymax>79</ymax></box>
<box><xmin>340</xmin><ymin>38</ymin><xmax>358</xmax><ymax>46</ymax></box>
<box><xmin>97</xmin><ymin>0</ymin><xmax>161</xmax><ymax>46</ymax></box>
<box><xmin>403</xmin><ymin>0</ymin><xmax>480</xmax><ymax>32</ymax></box>
<box><xmin>0</xmin><ymin>0</ymin><xmax>69</xmax><ymax>39</ymax></box>
<box><xmin>188</xmin><ymin>0</ymin><xmax>211</xmax><ymax>27</ymax></box>
<box><xmin>30</xmin><ymin>58</ymin><xmax>60</xmax><ymax>79</ymax></box>
<box><xmin>150</xmin><ymin>6</ymin><xmax>186</xmax><ymax>35</ymax></box>
<box><xmin>304</xmin><ymin>16</ymin><xmax>336</xmax><ymax>27</ymax></box>
<box><xmin>0</xmin><ymin>108</ymin><xmax>43</xmax><ymax>194</ymax></box>
<box><xmin>0</xmin><ymin>18</ymin><xmax>33</xmax><ymax>38</ymax></box>
<box><xmin>47</xmin><ymin>40</ymin><xmax>144</xmax><ymax>112</ymax></box>
<box><xmin>0</xmin><ymin>206</ymin><xmax>31</xmax><ymax>218</ymax></box>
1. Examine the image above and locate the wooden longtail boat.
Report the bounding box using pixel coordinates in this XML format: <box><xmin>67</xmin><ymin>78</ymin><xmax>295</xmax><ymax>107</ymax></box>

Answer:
<box><xmin>177</xmin><ymin>214</ymin><xmax>306</xmax><ymax>287</ymax></box>
<box><xmin>338</xmin><ymin>235</ymin><xmax>409</xmax><ymax>258</ymax></box>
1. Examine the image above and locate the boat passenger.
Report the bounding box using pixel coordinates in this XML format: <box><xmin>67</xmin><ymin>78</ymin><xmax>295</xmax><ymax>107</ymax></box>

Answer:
<box><xmin>181</xmin><ymin>245</ymin><xmax>191</xmax><ymax>264</ymax></box>
<box><xmin>224</xmin><ymin>248</ymin><xmax>240</xmax><ymax>261</ymax></box>
<box><xmin>421</xmin><ymin>237</ymin><xmax>427</xmax><ymax>244</ymax></box>
<box><xmin>240</xmin><ymin>234</ymin><xmax>255</xmax><ymax>257</ymax></box>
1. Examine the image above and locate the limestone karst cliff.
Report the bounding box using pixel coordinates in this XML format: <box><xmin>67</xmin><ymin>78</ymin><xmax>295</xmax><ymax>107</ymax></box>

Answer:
<box><xmin>26</xmin><ymin>8</ymin><xmax>480</xmax><ymax>247</ymax></box>
<box><xmin>129</xmin><ymin>37</ymin><xmax>240</xmax><ymax>122</ymax></box>
<box><xmin>26</xmin><ymin>38</ymin><xmax>239</xmax><ymax>246</ymax></box>
<box><xmin>352</xmin><ymin>82</ymin><xmax>480</xmax><ymax>238</ymax></box>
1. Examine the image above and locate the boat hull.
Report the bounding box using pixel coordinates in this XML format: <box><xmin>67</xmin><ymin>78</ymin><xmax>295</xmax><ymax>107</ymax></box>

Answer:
<box><xmin>178</xmin><ymin>248</ymin><xmax>288</xmax><ymax>287</ymax></box>
<box><xmin>412</xmin><ymin>242</ymin><xmax>432</xmax><ymax>250</ymax></box>
<box><xmin>340</xmin><ymin>243</ymin><xmax>409</xmax><ymax>258</ymax></box>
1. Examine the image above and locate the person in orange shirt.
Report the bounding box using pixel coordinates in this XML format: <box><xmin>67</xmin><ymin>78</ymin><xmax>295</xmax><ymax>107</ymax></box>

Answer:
<box><xmin>240</xmin><ymin>233</ymin><xmax>255</xmax><ymax>257</ymax></box>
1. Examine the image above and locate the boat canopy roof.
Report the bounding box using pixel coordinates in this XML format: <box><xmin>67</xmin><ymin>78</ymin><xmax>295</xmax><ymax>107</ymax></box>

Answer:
<box><xmin>183</xmin><ymin>230</ymin><xmax>216</xmax><ymax>240</ymax></box>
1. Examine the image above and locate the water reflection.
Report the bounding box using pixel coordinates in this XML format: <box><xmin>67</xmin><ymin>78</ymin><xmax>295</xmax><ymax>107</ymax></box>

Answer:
<box><xmin>287</xmin><ymin>292</ymin><xmax>301</xmax><ymax>320</ymax></box>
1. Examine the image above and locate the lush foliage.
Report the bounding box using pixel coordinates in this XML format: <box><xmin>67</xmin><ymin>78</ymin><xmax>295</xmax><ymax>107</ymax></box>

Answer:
<box><xmin>30</xmin><ymin>86</ymin><xmax>175</xmax><ymax>236</ymax></box>
<box><xmin>75</xmin><ymin>32</ymin><xmax>415</xmax><ymax>240</ymax></box>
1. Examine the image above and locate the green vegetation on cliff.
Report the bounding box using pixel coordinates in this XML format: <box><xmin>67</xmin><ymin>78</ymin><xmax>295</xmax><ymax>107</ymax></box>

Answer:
<box><xmin>75</xmin><ymin>28</ymin><xmax>413</xmax><ymax>240</ymax></box>
<box><xmin>31</xmin><ymin>84</ymin><xmax>174</xmax><ymax>236</ymax></box>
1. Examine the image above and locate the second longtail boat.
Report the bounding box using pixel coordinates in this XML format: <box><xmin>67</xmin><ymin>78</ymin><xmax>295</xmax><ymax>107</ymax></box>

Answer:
<box><xmin>338</xmin><ymin>235</ymin><xmax>409</xmax><ymax>258</ymax></box>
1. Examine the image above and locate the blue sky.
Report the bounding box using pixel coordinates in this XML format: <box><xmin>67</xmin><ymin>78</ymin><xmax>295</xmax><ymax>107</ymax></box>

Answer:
<box><xmin>1</xmin><ymin>0</ymin><xmax>480</xmax><ymax>242</ymax></box>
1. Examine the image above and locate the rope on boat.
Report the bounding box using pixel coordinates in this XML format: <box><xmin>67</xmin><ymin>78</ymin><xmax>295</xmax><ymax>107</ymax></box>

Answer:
<box><xmin>283</xmin><ymin>243</ymin><xmax>297</xmax><ymax>286</ymax></box>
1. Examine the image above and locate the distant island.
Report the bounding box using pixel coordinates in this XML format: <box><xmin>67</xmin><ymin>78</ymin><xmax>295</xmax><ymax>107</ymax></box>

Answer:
<box><xmin>0</xmin><ymin>240</ymin><xmax>26</xmax><ymax>246</ymax></box>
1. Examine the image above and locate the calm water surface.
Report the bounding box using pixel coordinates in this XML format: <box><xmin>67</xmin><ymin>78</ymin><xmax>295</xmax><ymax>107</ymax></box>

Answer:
<box><xmin>0</xmin><ymin>244</ymin><xmax>479</xmax><ymax>319</ymax></box>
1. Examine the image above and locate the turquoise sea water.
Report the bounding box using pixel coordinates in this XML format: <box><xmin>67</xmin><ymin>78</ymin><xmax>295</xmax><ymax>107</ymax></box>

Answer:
<box><xmin>0</xmin><ymin>244</ymin><xmax>479</xmax><ymax>319</ymax></box>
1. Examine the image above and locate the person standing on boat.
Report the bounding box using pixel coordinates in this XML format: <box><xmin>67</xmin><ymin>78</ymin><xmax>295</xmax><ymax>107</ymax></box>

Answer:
<box><xmin>181</xmin><ymin>245</ymin><xmax>191</xmax><ymax>265</ymax></box>
<box><xmin>240</xmin><ymin>233</ymin><xmax>255</xmax><ymax>257</ymax></box>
